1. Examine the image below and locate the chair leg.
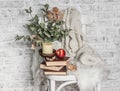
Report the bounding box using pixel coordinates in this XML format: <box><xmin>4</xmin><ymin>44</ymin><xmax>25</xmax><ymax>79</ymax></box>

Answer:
<box><xmin>56</xmin><ymin>81</ymin><xmax>76</xmax><ymax>91</ymax></box>
<box><xmin>50</xmin><ymin>80</ymin><xmax>55</xmax><ymax>91</ymax></box>
<box><xmin>94</xmin><ymin>83</ymin><xmax>101</xmax><ymax>91</ymax></box>
<box><xmin>97</xmin><ymin>83</ymin><xmax>101</xmax><ymax>91</ymax></box>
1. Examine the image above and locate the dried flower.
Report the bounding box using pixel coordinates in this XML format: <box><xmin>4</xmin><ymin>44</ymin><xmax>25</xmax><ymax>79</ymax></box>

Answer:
<box><xmin>47</xmin><ymin>11</ymin><xmax>53</xmax><ymax>21</ymax></box>
<box><xmin>52</xmin><ymin>7</ymin><xmax>59</xmax><ymax>14</ymax></box>
<box><xmin>56</xmin><ymin>12</ymin><xmax>64</xmax><ymax>21</ymax></box>
<box><xmin>46</xmin><ymin>7</ymin><xmax>63</xmax><ymax>21</ymax></box>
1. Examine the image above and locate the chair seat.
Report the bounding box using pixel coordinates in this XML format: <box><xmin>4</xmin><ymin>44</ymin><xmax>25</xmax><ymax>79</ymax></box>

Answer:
<box><xmin>46</xmin><ymin>75</ymin><xmax>77</xmax><ymax>91</ymax></box>
<box><xmin>46</xmin><ymin>75</ymin><xmax>77</xmax><ymax>81</ymax></box>
<box><xmin>46</xmin><ymin>75</ymin><xmax>101</xmax><ymax>91</ymax></box>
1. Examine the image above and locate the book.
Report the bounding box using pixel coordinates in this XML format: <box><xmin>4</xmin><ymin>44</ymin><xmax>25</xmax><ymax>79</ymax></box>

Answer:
<box><xmin>45</xmin><ymin>57</ymin><xmax>69</xmax><ymax>66</ymax></box>
<box><xmin>40</xmin><ymin>62</ymin><xmax>64</xmax><ymax>71</ymax></box>
<box><xmin>44</xmin><ymin>66</ymin><xmax>67</xmax><ymax>75</ymax></box>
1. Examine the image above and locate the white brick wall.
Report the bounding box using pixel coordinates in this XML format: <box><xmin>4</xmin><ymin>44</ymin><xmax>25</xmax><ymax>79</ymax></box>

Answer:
<box><xmin>0</xmin><ymin>0</ymin><xmax>119</xmax><ymax>91</ymax></box>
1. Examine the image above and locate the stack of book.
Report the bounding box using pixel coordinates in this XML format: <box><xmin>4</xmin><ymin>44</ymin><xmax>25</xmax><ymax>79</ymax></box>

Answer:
<box><xmin>40</xmin><ymin>57</ymin><xmax>69</xmax><ymax>75</ymax></box>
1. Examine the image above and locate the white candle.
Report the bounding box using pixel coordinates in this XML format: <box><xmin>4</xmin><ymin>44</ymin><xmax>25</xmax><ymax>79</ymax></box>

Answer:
<box><xmin>42</xmin><ymin>42</ymin><xmax>53</xmax><ymax>54</ymax></box>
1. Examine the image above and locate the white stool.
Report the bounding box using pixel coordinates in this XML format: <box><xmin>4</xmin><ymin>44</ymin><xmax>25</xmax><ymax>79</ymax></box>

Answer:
<box><xmin>46</xmin><ymin>75</ymin><xmax>101</xmax><ymax>91</ymax></box>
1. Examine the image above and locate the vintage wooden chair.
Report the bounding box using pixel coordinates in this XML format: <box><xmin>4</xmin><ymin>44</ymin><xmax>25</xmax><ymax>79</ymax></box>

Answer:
<box><xmin>46</xmin><ymin>15</ymin><xmax>101</xmax><ymax>91</ymax></box>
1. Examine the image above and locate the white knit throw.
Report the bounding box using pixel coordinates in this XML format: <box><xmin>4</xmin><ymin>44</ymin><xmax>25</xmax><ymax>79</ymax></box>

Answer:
<box><xmin>62</xmin><ymin>7</ymin><xmax>109</xmax><ymax>91</ymax></box>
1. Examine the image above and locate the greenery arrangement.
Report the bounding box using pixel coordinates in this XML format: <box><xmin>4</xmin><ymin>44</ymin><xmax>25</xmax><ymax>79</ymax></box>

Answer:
<box><xmin>15</xmin><ymin>4</ymin><xmax>70</xmax><ymax>48</ymax></box>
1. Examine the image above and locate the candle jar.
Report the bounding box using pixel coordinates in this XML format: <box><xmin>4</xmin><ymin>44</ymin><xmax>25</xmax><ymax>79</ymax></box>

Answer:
<box><xmin>42</xmin><ymin>42</ymin><xmax>53</xmax><ymax>54</ymax></box>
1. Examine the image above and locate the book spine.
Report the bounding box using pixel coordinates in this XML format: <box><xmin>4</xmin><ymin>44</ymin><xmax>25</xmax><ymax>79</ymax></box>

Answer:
<box><xmin>46</xmin><ymin>62</ymin><xmax>67</xmax><ymax>66</ymax></box>
<box><xmin>40</xmin><ymin>64</ymin><xmax>64</xmax><ymax>71</ymax></box>
<box><xmin>44</xmin><ymin>72</ymin><xmax>67</xmax><ymax>75</ymax></box>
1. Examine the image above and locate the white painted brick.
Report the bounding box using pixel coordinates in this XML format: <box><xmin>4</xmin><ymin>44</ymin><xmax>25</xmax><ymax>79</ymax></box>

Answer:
<box><xmin>0</xmin><ymin>18</ymin><xmax>11</xmax><ymax>25</ymax></box>
<box><xmin>81</xmin><ymin>0</ymin><xmax>96</xmax><ymax>4</ymax></box>
<box><xmin>113</xmin><ymin>19</ymin><xmax>120</xmax><ymax>27</ymax></box>
<box><xmin>0</xmin><ymin>74</ymin><xmax>6</xmax><ymax>81</ymax></box>
<box><xmin>50</xmin><ymin>0</ymin><xmax>70</xmax><ymax>4</ymax></box>
<box><xmin>0</xmin><ymin>82</ymin><xmax>4</xmax><ymax>88</ymax></box>
<box><xmin>99</xmin><ymin>4</ymin><xmax>115</xmax><ymax>11</ymax></box>
<box><xmin>0</xmin><ymin>0</ymin><xmax>119</xmax><ymax>91</ymax></box>
<box><xmin>4</xmin><ymin>88</ymin><xmax>26</xmax><ymax>91</ymax></box>
<box><xmin>115</xmin><ymin>11</ymin><xmax>120</xmax><ymax>18</ymax></box>
<box><xmin>0</xmin><ymin>1</ymin><xmax>24</xmax><ymax>8</ymax></box>
<box><xmin>105</xmin><ymin>0</ymin><xmax>120</xmax><ymax>2</ymax></box>
<box><xmin>13</xmin><ymin>73</ymin><xmax>32</xmax><ymax>80</ymax></box>
<box><xmin>0</xmin><ymin>89</ymin><xmax>4</xmax><ymax>91</ymax></box>
<box><xmin>0</xmin><ymin>48</ymin><xmax>32</xmax><ymax>57</ymax></box>
<box><xmin>5</xmin><ymin>80</ymin><xmax>31</xmax><ymax>88</ymax></box>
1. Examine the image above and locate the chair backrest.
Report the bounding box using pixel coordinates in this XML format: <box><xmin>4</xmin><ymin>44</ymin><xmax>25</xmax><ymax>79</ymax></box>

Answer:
<box><xmin>62</xmin><ymin>7</ymin><xmax>86</xmax><ymax>59</ymax></box>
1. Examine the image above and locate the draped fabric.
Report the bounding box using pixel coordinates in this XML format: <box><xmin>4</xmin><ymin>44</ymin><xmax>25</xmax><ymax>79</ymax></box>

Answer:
<box><xmin>31</xmin><ymin>47</ymin><xmax>48</xmax><ymax>91</ymax></box>
<box><xmin>62</xmin><ymin>7</ymin><xmax>109</xmax><ymax>91</ymax></box>
<box><xmin>62</xmin><ymin>7</ymin><xmax>85</xmax><ymax>59</ymax></box>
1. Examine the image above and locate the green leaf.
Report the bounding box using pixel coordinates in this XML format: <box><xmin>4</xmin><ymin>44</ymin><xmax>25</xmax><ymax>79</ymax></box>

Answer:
<box><xmin>29</xmin><ymin>15</ymin><xmax>39</xmax><ymax>24</ymax></box>
<box><xmin>39</xmin><ymin>30</ymin><xmax>43</xmax><ymax>35</ymax></box>
<box><xmin>27</xmin><ymin>24</ymin><xmax>37</xmax><ymax>33</ymax></box>
<box><xmin>23</xmin><ymin>37</ymin><xmax>26</xmax><ymax>41</ymax></box>
<box><xmin>25</xmin><ymin>9</ymin><xmax>29</xmax><ymax>13</ymax></box>
<box><xmin>56</xmin><ymin>34</ymin><xmax>60</xmax><ymax>38</ymax></box>
<box><xmin>15</xmin><ymin>35</ymin><xmax>32</xmax><ymax>42</ymax></box>
<box><xmin>41</xmin><ymin>9</ymin><xmax>46</xmax><ymax>13</ymax></box>
<box><xmin>60</xmin><ymin>30</ymin><xmax>64</xmax><ymax>35</ymax></box>
<box><xmin>39</xmin><ymin>23</ymin><xmax>45</xmax><ymax>29</ymax></box>
<box><xmin>34</xmin><ymin>15</ymin><xmax>39</xmax><ymax>23</ymax></box>
<box><xmin>26</xmin><ymin>35</ymin><xmax>31</xmax><ymax>41</ymax></box>
<box><xmin>44</xmin><ymin>31</ymin><xmax>51</xmax><ymax>38</ymax></box>
<box><xmin>15</xmin><ymin>35</ymin><xmax>24</xmax><ymax>40</ymax></box>
<box><xmin>29</xmin><ymin>18</ymin><xmax>35</xmax><ymax>22</ymax></box>
<box><xmin>25</xmin><ymin>7</ymin><xmax>32</xmax><ymax>13</ymax></box>
<box><xmin>40</xmin><ymin>33</ymin><xmax>45</xmax><ymax>39</ymax></box>
<box><xmin>44</xmin><ymin>4</ymin><xmax>49</xmax><ymax>10</ymax></box>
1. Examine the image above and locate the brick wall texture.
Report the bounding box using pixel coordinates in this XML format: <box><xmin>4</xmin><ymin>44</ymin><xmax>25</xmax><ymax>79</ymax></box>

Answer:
<box><xmin>0</xmin><ymin>0</ymin><xmax>119</xmax><ymax>91</ymax></box>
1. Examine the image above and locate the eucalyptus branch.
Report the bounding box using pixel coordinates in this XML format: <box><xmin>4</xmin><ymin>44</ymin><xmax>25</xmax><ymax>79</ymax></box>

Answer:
<box><xmin>15</xmin><ymin>4</ymin><xmax>70</xmax><ymax>47</ymax></box>
<box><xmin>15</xmin><ymin>35</ymin><xmax>31</xmax><ymax>41</ymax></box>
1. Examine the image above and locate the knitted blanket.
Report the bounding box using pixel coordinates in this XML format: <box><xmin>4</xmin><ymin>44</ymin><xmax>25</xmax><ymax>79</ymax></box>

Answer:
<box><xmin>62</xmin><ymin>7</ymin><xmax>109</xmax><ymax>91</ymax></box>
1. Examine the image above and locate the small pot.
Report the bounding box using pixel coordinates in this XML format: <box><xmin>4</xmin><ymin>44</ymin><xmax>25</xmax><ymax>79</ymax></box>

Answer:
<box><xmin>42</xmin><ymin>42</ymin><xmax>53</xmax><ymax>54</ymax></box>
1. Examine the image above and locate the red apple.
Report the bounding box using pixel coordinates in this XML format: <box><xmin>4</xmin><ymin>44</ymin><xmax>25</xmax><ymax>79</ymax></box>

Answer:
<box><xmin>56</xmin><ymin>48</ymin><xmax>66</xmax><ymax>58</ymax></box>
